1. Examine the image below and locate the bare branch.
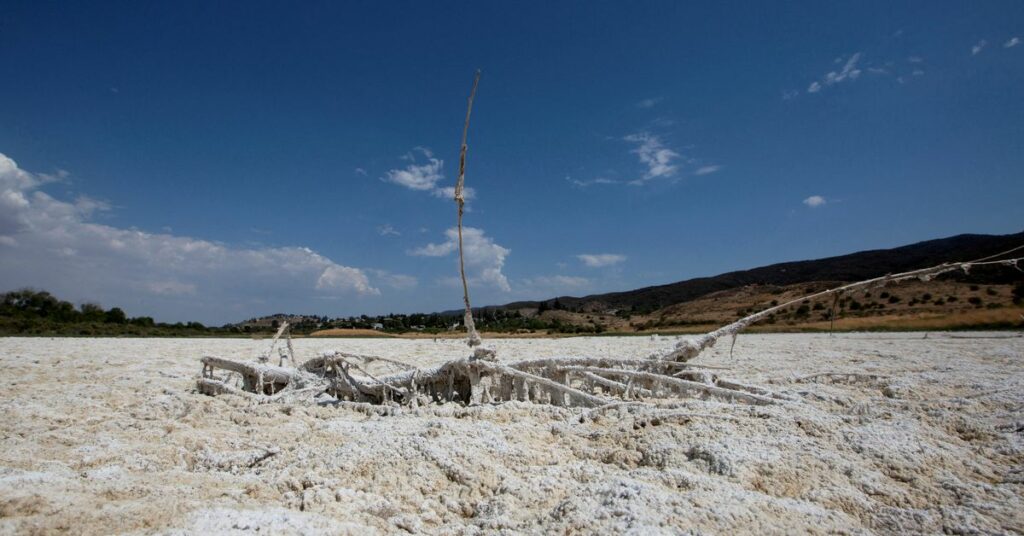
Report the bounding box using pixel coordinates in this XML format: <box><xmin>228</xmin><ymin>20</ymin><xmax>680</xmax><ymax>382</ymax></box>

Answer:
<box><xmin>455</xmin><ymin>70</ymin><xmax>482</xmax><ymax>347</ymax></box>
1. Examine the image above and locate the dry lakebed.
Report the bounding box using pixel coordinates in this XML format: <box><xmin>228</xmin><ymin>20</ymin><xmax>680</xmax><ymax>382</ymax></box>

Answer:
<box><xmin>0</xmin><ymin>333</ymin><xmax>1021</xmax><ymax>534</ymax></box>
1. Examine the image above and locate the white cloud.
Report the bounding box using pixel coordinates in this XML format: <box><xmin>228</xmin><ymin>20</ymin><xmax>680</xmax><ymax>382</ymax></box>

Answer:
<box><xmin>907</xmin><ymin>56</ymin><xmax>923</xmax><ymax>63</ymax></box>
<box><xmin>411</xmin><ymin>227</ymin><xmax>511</xmax><ymax>292</ymax></box>
<box><xmin>354</xmin><ymin>167</ymin><xmax>367</xmax><ymax>176</ymax></box>
<box><xmin>577</xmin><ymin>253</ymin><xmax>626</xmax><ymax>268</ymax></box>
<box><xmin>782</xmin><ymin>89</ymin><xmax>800</xmax><ymax>100</ymax></box>
<box><xmin>972</xmin><ymin>40</ymin><xmax>987</xmax><ymax>55</ymax></box>
<box><xmin>566</xmin><ymin>176</ymin><xmax>618</xmax><ymax>188</ymax></box>
<box><xmin>694</xmin><ymin>165</ymin><xmax>721</xmax><ymax>176</ymax></box>
<box><xmin>0</xmin><ymin>152</ymin><xmax>382</xmax><ymax>323</ymax></box>
<box><xmin>1006</xmin><ymin>37</ymin><xmax>1021</xmax><ymax>48</ymax></box>
<box><xmin>315</xmin><ymin>265</ymin><xmax>376</xmax><ymax>294</ymax></box>
<box><xmin>382</xmin><ymin>147</ymin><xmax>474</xmax><ymax>201</ymax></box>
<box><xmin>377</xmin><ymin>224</ymin><xmax>400</xmax><ymax>237</ymax></box>
<box><xmin>431</xmin><ymin>185</ymin><xmax>475</xmax><ymax>200</ymax></box>
<box><xmin>382</xmin><ymin>157</ymin><xmax>443</xmax><ymax>191</ymax></box>
<box><xmin>803</xmin><ymin>195</ymin><xmax>827</xmax><ymax>208</ymax></box>
<box><xmin>636</xmin><ymin>97</ymin><xmax>662</xmax><ymax>109</ymax></box>
<box><xmin>623</xmin><ymin>132</ymin><xmax>680</xmax><ymax>182</ymax></box>
<box><xmin>807</xmin><ymin>53</ymin><xmax>862</xmax><ymax>93</ymax></box>
<box><xmin>73</xmin><ymin>195</ymin><xmax>112</xmax><ymax>216</ymax></box>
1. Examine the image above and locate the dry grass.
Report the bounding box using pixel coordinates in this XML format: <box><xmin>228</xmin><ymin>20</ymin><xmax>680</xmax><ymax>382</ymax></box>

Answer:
<box><xmin>628</xmin><ymin>307</ymin><xmax>1024</xmax><ymax>335</ymax></box>
<box><xmin>790</xmin><ymin>307</ymin><xmax>1024</xmax><ymax>332</ymax></box>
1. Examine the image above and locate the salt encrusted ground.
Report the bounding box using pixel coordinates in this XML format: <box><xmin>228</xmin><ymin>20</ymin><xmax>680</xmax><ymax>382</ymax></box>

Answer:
<box><xmin>0</xmin><ymin>334</ymin><xmax>1021</xmax><ymax>535</ymax></box>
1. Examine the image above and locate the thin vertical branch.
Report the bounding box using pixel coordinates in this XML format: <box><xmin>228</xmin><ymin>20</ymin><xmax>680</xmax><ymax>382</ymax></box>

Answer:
<box><xmin>455</xmin><ymin>70</ymin><xmax>482</xmax><ymax>347</ymax></box>
<box><xmin>829</xmin><ymin>292</ymin><xmax>840</xmax><ymax>337</ymax></box>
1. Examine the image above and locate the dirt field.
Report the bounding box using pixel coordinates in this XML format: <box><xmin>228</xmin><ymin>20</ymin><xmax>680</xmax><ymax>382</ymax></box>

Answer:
<box><xmin>0</xmin><ymin>334</ymin><xmax>1022</xmax><ymax>534</ymax></box>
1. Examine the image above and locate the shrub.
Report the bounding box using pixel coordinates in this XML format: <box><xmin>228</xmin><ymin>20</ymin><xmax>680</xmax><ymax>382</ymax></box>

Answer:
<box><xmin>888</xmin><ymin>295</ymin><xmax>901</xmax><ymax>304</ymax></box>
<box><xmin>968</xmin><ymin>296</ymin><xmax>983</xmax><ymax>306</ymax></box>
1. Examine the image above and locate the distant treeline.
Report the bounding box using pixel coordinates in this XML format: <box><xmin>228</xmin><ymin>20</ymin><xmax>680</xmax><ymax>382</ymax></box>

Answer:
<box><xmin>325</xmin><ymin>304</ymin><xmax>605</xmax><ymax>335</ymax></box>
<box><xmin>0</xmin><ymin>289</ymin><xmax>597</xmax><ymax>337</ymax></box>
<box><xmin>0</xmin><ymin>289</ymin><xmax>234</xmax><ymax>336</ymax></box>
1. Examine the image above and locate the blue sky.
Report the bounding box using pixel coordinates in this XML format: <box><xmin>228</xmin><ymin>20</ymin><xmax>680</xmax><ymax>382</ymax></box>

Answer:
<box><xmin>1</xmin><ymin>1</ymin><xmax>1022</xmax><ymax>324</ymax></box>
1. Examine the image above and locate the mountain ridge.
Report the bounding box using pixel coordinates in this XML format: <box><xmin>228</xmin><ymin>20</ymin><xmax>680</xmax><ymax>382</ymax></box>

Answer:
<box><xmin>487</xmin><ymin>230</ymin><xmax>1024</xmax><ymax>315</ymax></box>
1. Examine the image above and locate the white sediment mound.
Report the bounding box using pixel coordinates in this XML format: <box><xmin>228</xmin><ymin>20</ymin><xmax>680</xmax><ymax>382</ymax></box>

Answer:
<box><xmin>0</xmin><ymin>334</ymin><xmax>1021</xmax><ymax>534</ymax></box>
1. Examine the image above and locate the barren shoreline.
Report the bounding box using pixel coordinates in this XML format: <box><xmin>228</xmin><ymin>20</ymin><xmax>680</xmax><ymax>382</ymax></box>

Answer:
<box><xmin>1</xmin><ymin>333</ymin><xmax>1021</xmax><ymax>534</ymax></box>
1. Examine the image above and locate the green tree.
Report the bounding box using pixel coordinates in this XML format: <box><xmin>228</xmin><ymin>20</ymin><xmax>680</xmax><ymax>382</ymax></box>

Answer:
<box><xmin>104</xmin><ymin>307</ymin><xmax>127</xmax><ymax>324</ymax></box>
<box><xmin>80</xmin><ymin>302</ymin><xmax>105</xmax><ymax>322</ymax></box>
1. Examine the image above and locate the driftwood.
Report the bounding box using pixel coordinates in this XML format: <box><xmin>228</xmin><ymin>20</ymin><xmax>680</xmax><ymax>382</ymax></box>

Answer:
<box><xmin>198</xmin><ymin>351</ymin><xmax>770</xmax><ymax>408</ymax></box>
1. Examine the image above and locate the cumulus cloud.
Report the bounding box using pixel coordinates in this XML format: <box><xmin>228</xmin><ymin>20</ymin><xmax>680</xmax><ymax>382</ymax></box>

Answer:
<box><xmin>381</xmin><ymin>147</ymin><xmax>474</xmax><ymax>201</ymax></box>
<box><xmin>382</xmin><ymin>157</ymin><xmax>443</xmax><ymax>191</ymax></box>
<box><xmin>411</xmin><ymin>227</ymin><xmax>511</xmax><ymax>292</ymax></box>
<box><xmin>1006</xmin><ymin>37</ymin><xmax>1021</xmax><ymax>48</ymax></box>
<box><xmin>694</xmin><ymin>165</ymin><xmax>721</xmax><ymax>176</ymax></box>
<box><xmin>0</xmin><ymin>152</ymin><xmax>399</xmax><ymax>323</ymax></box>
<box><xmin>972</xmin><ymin>40</ymin><xmax>987</xmax><ymax>55</ymax></box>
<box><xmin>624</xmin><ymin>132</ymin><xmax>680</xmax><ymax>182</ymax></box>
<box><xmin>577</xmin><ymin>253</ymin><xmax>626</xmax><ymax>268</ymax></box>
<box><xmin>807</xmin><ymin>53</ymin><xmax>862</xmax><ymax>93</ymax></box>
<box><xmin>803</xmin><ymin>195</ymin><xmax>827</xmax><ymax>208</ymax></box>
